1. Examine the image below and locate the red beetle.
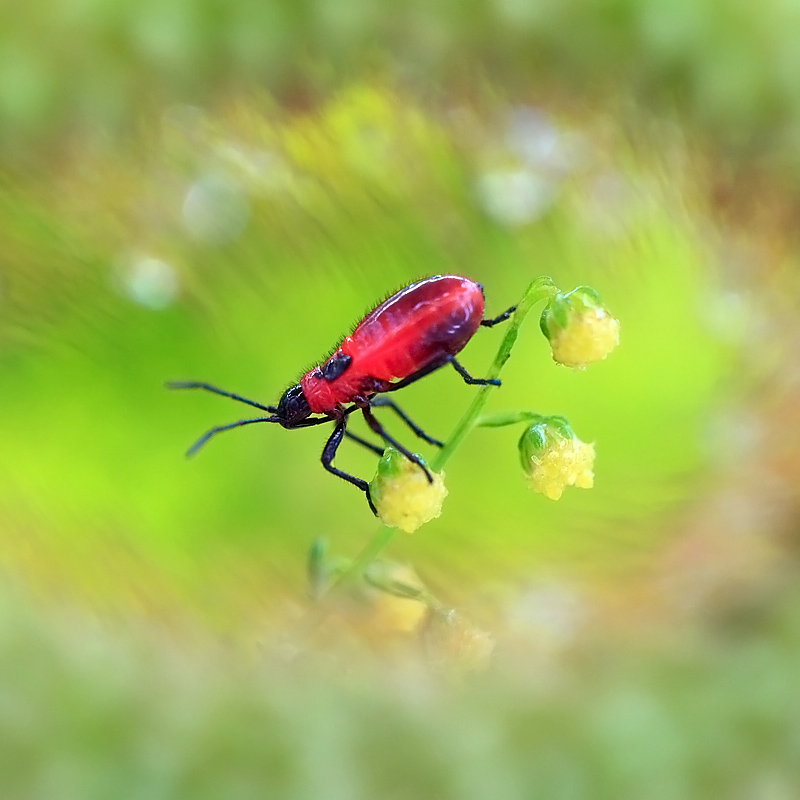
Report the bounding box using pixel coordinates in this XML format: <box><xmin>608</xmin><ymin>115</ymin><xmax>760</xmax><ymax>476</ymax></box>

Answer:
<box><xmin>169</xmin><ymin>275</ymin><xmax>515</xmax><ymax>512</ymax></box>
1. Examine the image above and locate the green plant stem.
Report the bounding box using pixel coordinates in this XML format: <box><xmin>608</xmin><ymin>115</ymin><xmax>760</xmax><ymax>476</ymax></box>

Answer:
<box><xmin>432</xmin><ymin>276</ymin><xmax>558</xmax><ymax>471</ymax></box>
<box><xmin>329</xmin><ymin>524</ymin><xmax>395</xmax><ymax>595</ymax></box>
<box><xmin>475</xmin><ymin>410</ymin><xmax>548</xmax><ymax>428</ymax></box>
<box><xmin>318</xmin><ymin>276</ymin><xmax>558</xmax><ymax>604</ymax></box>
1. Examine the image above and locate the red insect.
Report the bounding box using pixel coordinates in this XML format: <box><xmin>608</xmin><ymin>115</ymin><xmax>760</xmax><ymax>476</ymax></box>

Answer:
<box><xmin>169</xmin><ymin>275</ymin><xmax>515</xmax><ymax>512</ymax></box>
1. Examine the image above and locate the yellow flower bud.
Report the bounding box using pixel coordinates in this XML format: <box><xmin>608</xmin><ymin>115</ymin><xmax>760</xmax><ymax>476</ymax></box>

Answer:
<box><xmin>364</xmin><ymin>561</ymin><xmax>429</xmax><ymax>634</ymax></box>
<box><xmin>368</xmin><ymin>448</ymin><xmax>447</xmax><ymax>533</ymax></box>
<box><xmin>519</xmin><ymin>417</ymin><xmax>595</xmax><ymax>500</ymax></box>
<box><xmin>540</xmin><ymin>286</ymin><xmax>619</xmax><ymax>369</ymax></box>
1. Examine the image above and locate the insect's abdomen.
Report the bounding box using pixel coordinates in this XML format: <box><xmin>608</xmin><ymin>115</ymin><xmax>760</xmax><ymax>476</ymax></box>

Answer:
<box><xmin>343</xmin><ymin>275</ymin><xmax>484</xmax><ymax>381</ymax></box>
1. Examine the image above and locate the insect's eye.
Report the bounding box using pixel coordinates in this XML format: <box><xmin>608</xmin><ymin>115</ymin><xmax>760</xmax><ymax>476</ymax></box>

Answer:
<box><xmin>321</xmin><ymin>352</ymin><xmax>352</xmax><ymax>382</ymax></box>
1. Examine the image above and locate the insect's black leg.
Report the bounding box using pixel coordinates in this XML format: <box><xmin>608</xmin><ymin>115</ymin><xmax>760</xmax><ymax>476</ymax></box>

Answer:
<box><xmin>370</xmin><ymin>396</ymin><xmax>443</xmax><ymax>447</ymax></box>
<box><xmin>448</xmin><ymin>356</ymin><xmax>501</xmax><ymax>386</ymax></box>
<box><xmin>184</xmin><ymin>417</ymin><xmax>274</xmax><ymax>457</ymax></box>
<box><xmin>321</xmin><ymin>418</ymin><xmax>378</xmax><ymax>515</ymax></box>
<box><xmin>385</xmin><ymin>356</ymin><xmax>450</xmax><ymax>392</ymax></box>
<box><xmin>287</xmin><ymin>406</ymin><xmax>358</xmax><ymax>430</ymax></box>
<box><xmin>345</xmin><ymin>430</ymin><xmax>385</xmax><ymax>456</ymax></box>
<box><xmin>293</xmin><ymin>415</ymin><xmax>342</xmax><ymax>428</ymax></box>
<box><xmin>167</xmin><ymin>381</ymin><xmax>277</xmax><ymax>413</ymax></box>
<box><xmin>480</xmin><ymin>305</ymin><xmax>517</xmax><ymax>327</ymax></box>
<box><xmin>361</xmin><ymin>406</ymin><xmax>434</xmax><ymax>484</ymax></box>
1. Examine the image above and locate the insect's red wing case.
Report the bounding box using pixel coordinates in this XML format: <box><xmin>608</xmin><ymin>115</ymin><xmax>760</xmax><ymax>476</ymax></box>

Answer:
<box><xmin>342</xmin><ymin>275</ymin><xmax>485</xmax><ymax>382</ymax></box>
<box><xmin>301</xmin><ymin>275</ymin><xmax>485</xmax><ymax>413</ymax></box>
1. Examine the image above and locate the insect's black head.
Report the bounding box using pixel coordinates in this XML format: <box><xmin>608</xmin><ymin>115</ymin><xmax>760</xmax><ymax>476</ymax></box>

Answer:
<box><xmin>275</xmin><ymin>383</ymin><xmax>312</xmax><ymax>428</ymax></box>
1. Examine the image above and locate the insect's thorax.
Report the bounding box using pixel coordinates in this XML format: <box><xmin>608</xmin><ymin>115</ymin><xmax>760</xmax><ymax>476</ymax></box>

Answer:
<box><xmin>301</xmin><ymin>366</ymin><xmax>389</xmax><ymax>414</ymax></box>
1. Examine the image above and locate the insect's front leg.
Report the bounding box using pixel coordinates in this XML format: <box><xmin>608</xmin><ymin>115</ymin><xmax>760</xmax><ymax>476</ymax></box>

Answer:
<box><xmin>320</xmin><ymin>413</ymin><xmax>378</xmax><ymax>514</ymax></box>
<box><xmin>360</xmin><ymin>406</ymin><xmax>434</xmax><ymax>484</ymax></box>
<box><xmin>369</xmin><ymin>396</ymin><xmax>443</xmax><ymax>447</ymax></box>
<box><xmin>480</xmin><ymin>305</ymin><xmax>517</xmax><ymax>327</ymax></box>
<box><xmin>344</xmin><ymin>430</ymin><xmax>384</xmax><ymax>456</ymax></box>
<box><xmin>448</xmin><ymin>356</ymin><xmax>501</xmax><ymax>386</ymax></box>
<box><xmin>344</xmin><ymin>395</ymin><xmax>443</xmax><ymax>455</ymax></box>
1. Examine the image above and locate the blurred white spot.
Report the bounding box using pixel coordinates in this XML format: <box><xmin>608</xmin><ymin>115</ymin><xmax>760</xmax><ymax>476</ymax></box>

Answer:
<box><xmin>702</xmin><ymin>290</ymin><xmax>752</xmax><ymax>344</ymax></box>
<box><xmin>182</xmin><ymin>175</ymin><xmax>249</xmax><ymax>245</ymax></box>
<box><xmin>121</xmin><ymin>256</ymin><xmax>180</xmax><ymax>310</ymax></box>
<box><xmin>476</xmin><ymin>168</ymin><xmax>555</xmax><ymax>226</ymax></box>
<box><xmin>702</xmin><ymin>407</ymin><xmax>764</xmax><ymax>468</ymax></box>
<box><xmin>505</xmin><ymin>107</ymin><xmax>583</xmax><ymax>174</ymax></box>
<box><xmin>507</xmin><ymin>579</ymin><xmax>585</xmax><ymax>649</ymax></box>
<box><xmin>473</xmin><ymin>108</ymin><xmax>584</xmax><ymax>225</ymax></box>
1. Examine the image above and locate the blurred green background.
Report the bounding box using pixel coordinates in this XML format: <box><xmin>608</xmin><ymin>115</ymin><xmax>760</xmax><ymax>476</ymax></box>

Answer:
<box><xmin>2</xmin><ymin>0</ymin><xmax>800</xmax><ymax>797</ymax></box>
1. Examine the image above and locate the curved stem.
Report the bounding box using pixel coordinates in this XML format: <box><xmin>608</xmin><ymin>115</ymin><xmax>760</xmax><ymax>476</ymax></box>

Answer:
<box><xmin>475</xmin><ymin>410</ymin><xmax>548</xmax><ymax>428</ymax></box>
<box><xmin>432</xmin><ymin>276</ymin><xmax>557</xmax><ymax>471</ymax></box>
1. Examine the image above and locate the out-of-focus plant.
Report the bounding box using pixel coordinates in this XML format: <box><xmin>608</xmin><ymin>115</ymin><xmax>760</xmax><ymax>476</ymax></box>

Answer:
<box><xmin>4</xmin><ymin>0</ymin><xmax>800</xmax><ymax>183</ymax></box>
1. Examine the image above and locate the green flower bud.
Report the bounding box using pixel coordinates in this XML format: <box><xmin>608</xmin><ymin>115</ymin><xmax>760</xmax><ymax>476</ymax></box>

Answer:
<box><xmin>519</xmin><ymin>416</ymin><xmax>595</xmax><ymax>500</ymax></box>
<box><xmin>540</xmin><ymin>286</ymin><xmax>620</xmax><ymax>369</ymax></box>
<box><xmin>368</xmin><ymin>447</ymin><xmax>447</xmax><ymax>533</ymax></box>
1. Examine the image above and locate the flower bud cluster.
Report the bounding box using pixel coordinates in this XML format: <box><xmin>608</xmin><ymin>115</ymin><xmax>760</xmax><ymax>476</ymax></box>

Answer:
<box><xmin>519</xmin><ymin>416</ymin><xmax>595</xmax><ymax>500</ymax></box>
<box><xmin>540</xmin><ymin>286</ymin><xmax>619</xmax><ymax>369</ymax></box>
<box><xmin>369</xmin><ymin>447</ymin><xmax>447</xmax><ymax>533</ymax></box>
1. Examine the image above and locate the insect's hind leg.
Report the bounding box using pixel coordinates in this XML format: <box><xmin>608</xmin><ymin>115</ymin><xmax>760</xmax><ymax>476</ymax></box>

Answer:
<box><xmin>361</xmin><ymin>407</ymin><xmax>434</xmax><ymax>484</ymax></box>
<box><xmin>370</xmin><ymin>396</ymin><xmax>443</xmax><ymax>447</ymax></box>
<box><xmin>448</xmin><ymin>356</ymin><xmax>501</xmax><ymax>386</ymax></box>
<box><xmin>480</xmin><ymin>306</ymin><xmax>517</xmax><ymax>327</ymax></box>
<box><xmin>322</xmin><ymin>418</ymin><xmax>378</xmax><ymax>515</ymax></box>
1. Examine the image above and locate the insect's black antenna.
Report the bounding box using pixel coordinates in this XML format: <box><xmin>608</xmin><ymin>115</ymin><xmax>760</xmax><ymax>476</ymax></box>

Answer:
<box><xmin>186</xmin><ymin>416</ymin><xmax>278</xmax><ymax>457</ymax></box>
<box><xmin>167</xmin><ymin>381</ymin><xmax>277</xmax><ymax>413</ymax></box>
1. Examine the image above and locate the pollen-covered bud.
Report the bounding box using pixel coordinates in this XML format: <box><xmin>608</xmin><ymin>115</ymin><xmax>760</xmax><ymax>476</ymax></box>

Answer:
<box><xmin>540</xmin><ymin>286</ymin><xmax>619</xmax><ymax>369</ymax></box>
<box><xmin>519</xmin><ymin>416</ymin><xmax>595</xmax><ymax>500</ymax></box>
<box><xmin>369</xmin><ymin>447</ymin><xmax>447</xmax><ymax>533</ymax></box>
